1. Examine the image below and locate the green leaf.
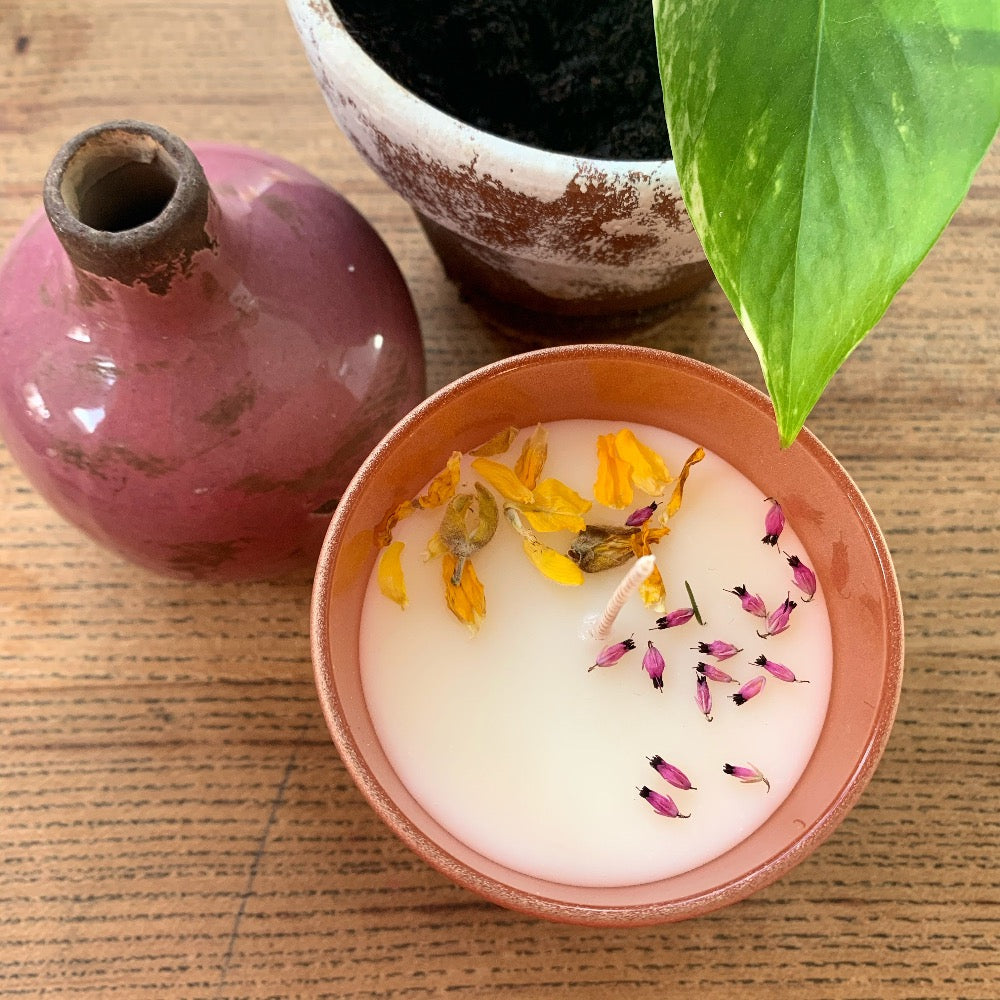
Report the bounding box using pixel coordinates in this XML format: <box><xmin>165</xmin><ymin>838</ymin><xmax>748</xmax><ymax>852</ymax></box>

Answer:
<box><xmin>654</xmin><ymin>0</ymin><xmax>1000</xmax><ymax>446</ymax></box>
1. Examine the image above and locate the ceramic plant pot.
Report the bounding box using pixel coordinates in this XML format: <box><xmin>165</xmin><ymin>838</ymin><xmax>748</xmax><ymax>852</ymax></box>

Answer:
<box><xmin>286</xmin><ymin>0</ymin><xmax>713</xmax><ymax>335</ymax></box>
<box><xmin>311</xmin><ymin>344</ymin><xmax>904</xmax><ymax>925</ymax></box>
<box><xmin>0</xmin><ymin>120</ymin><xmax>425</xmax><ymax>580</ymax></box>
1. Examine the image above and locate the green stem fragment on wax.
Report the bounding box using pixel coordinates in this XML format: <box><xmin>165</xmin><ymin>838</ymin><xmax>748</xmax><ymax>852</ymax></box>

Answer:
<box><xmin>685</xmin><ymin>579</ymin><xmax>705</xmax><ymax>626</ymax></box>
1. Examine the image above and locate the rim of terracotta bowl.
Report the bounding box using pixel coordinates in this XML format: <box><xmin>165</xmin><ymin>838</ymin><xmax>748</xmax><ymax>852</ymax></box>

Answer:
<box><xmin>286</xmin><ymin>0</ymin><xmax>679</xmax><ymax>185</ymax></box>
<box><xmin>311</xmin><ymin>344</ymin><xmax>904</xmax><ymax>926</ymax></box>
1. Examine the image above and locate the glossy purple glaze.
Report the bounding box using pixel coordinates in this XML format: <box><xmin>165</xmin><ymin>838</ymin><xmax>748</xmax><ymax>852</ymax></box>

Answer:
<box><xmin>0</xmin><ymin>122</ymin><xmax>425</xmax><ymax>580</ymax></box>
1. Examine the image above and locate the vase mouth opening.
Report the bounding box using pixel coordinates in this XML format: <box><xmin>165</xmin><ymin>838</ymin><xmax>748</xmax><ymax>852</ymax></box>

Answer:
<box><xmin>60</xmin><ymin>131</ymin><xmax>181</xmax><ymax>234</ymax></box>
<box><xmin>43</xmin><ymin>120</ymin><xmax>214</xmax><ymax>291</ymax></box>
<box><xmin>53</xmin><ymin>125</ymin><xmax>189</xmax><ymax>236</ymax></box>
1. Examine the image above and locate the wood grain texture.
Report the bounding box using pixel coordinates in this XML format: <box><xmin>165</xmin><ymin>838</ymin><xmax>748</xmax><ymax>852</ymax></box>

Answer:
<box><xmin>1</xmin><ymin>2</ymin><xmax>998</xmax><ymax>997</ymax></box>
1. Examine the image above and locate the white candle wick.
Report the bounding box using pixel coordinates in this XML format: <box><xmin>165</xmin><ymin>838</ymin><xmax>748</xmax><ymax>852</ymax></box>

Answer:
<box><xmin>590</xmin><ymin>554</ymin><xmax>657</xmax><ymax>641</ymax></box>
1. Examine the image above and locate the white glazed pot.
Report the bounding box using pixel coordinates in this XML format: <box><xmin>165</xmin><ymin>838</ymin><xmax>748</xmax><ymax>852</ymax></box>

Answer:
<box><xmin>286</xmin><ymin>0</ymin><xmax>713</xmax><ymax>332</ymax></box>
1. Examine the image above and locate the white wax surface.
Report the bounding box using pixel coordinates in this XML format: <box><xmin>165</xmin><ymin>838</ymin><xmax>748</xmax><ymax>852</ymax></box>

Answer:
<box><xmin>359</xmin><ymin>420</ymin><xmax>832</xmax><ymax>888</ymax></box>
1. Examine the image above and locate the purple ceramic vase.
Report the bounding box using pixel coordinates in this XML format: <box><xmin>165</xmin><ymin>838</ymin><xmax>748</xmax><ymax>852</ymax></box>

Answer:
<box><xmin>0</xmin><ymin>120</ymin><xmax>425</xmax><ymax>580</ymax></box>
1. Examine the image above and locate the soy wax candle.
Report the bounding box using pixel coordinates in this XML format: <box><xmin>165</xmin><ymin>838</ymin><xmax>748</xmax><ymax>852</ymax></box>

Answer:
<box><xmin>312</xmin><ymin>345</ymin><xmax>904</xmax><ymax>924</ymax></box>
<box><xmin>360</xmin><ymin>420</ymin><xmax>833</xmax><ymax>888</ymax></box>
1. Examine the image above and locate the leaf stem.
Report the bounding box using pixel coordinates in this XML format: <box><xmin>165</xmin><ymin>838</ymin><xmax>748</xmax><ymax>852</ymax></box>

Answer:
<box><xmin>684</xmin><ymin>579</ymin><xmax>705</xmax><ymax>626</ymax></box>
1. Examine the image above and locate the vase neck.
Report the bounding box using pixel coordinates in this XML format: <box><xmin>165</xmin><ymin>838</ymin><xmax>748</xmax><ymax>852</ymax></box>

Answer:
<box><xmin>43</xmin><ymin>120</ymin><xmax>216</xmax><ymax>296</ymax></box>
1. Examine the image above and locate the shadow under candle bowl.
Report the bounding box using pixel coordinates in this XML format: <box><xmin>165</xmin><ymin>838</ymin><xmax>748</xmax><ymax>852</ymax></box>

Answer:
<box><xmin>286</xmin><ymin>0</ymin><xmax>713</xmax><ymax>337</ymax></box>
<box><xmin>310</xmin><ymin>344</ymin><xmax>904</xmax><ymax>925</ymax></box>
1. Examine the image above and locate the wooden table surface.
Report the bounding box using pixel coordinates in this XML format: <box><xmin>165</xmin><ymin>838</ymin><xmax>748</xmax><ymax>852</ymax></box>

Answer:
<box><xmin>2</xmin><ymin>2</ymin><xmax>998</xmax><ymax>997</ymax></box>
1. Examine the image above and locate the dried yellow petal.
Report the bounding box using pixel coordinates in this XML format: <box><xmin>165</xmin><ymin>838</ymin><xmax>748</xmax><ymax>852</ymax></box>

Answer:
<box><xmin>518</xmin><ymin>508</ymin><xmax>588</xmax><ymax>534</ymax></box>
<box><xmin>642</xmin><ymin>523</ymin><xmax>671</xmax><ymax>545</ymax></box>
<box><xmin>504</xmin><ymin>506</ymin><xmax>584</xmax><ymax>586</ymax></box>
<box><xmin>516</xmin><ymin>477</ymin><xmax>592</xmax><ymax>533</ymax></box>
<box><xmin>514</xmin><ymin>424</ymin><xmax>548</xmax><ymax>489</ymax></box>
<box><xmin>666</xmin><ymin>446</ymin><xmax>706</xmax><ymax>518</ymax></box>
<box><xmin>521</xmin><ymin>535</ymin><xmax>585</xmax><ymax>586</ymax></box>
<box><xmin>471</xmin><ymin>457</ymin><xmax>535</xmax><ymax>504</ymax></box>
<box><xmin>373</xmin><ymin>451</ymin><xmax>462</xmax><ymax>548</ymax></box>
<box><xmin>640</xmin><ymin>563</ymin><xmax>667</xmax><ymax>611</ymax></box>
<box><xmin>374</xmin><ymin>498</ymin><xmax>416</xmax><ymax>548</ymax></box>
<box><xmin>471</xmin><ymin>426</ymin><xmax>519</xmax><ymax>457</ymax></box>
<box><xmin>627</xmin><ymin>524</ymin><xmax>670</xmax><ymax>609</ymax></box>
<box><xmin>423</xmin><ymin>532</ymin><xmax>446</xmax><ymax>561</ymax></box>
<box><xmin>614</xmin><ymin>428</ymin><xmax>671</xmax><ymax>497</ymax></box>
<box><xmin>627</xmin><ymin>525</ymin><xmax>665</xmax><ymax>558</ymax></box>
<box><xmin>377</xmin><ymin>540</ymin><xmax>408</xmax><ymax>609</ymax></box>
<box><xmin>532</xmin><ymin>478</ymin><xmax>592</xmax><ymax>516</ymax></box>
<box><xmin>416</xmin><ymin>451</ymin><xmax>462</xmax><ymax>510</ymax></box>
<box><xmin>442</xmin><ymin>552</ymin><xmax>486</xmax><ymax>632</ymax></box>
<box><xmin>594</xmin><ymin>434</ymin><xmax>633</xmax><ymax>509</ymax></box>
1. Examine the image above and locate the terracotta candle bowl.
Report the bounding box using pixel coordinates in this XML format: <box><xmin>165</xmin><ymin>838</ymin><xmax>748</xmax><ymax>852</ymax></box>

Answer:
<box><xmin>286</xmin><ymin>0</ymin><xmax>713</xmax><ymax>334</ymax></box>
<box><xmin>311</xmin><ymin>344</ymin><xmax>904</xmax><ymax>925</ymax></box>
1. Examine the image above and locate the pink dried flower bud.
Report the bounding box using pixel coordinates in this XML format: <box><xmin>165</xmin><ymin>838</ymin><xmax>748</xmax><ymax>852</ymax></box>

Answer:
<box><xmin>695</xmin><ymin>660</ymin><xmax>737</xmax><ymax>684</ymax></box>
<box><xmin>693</xmin><ymin>640</ymin><xmax>742</xmax><ymax>661</ymax></box>
<box><xmin>723</xmin><ymin>762</ymin><xmax>771</xmax><ymax>792</ymax></box>
<box><xmin>731</xmin><ymin>674</ymin><xmax>767</xmax><ymax>706</ymax></box>
<box><xmin>638</xmin><ymin>785</ymin><xmax>690</xmax><ymax>818</ymax></box>
<box><xmin>762</xmin><ymin>497</ymin><xmax>785</xmax><ymax>546</ymax></box>
<box><xmin>647</xmin><ymin>754</ymin><xmax>696</xmax><ymax>790</ymax></box>
<box><xmin>642</xmin><ymin>641</ymin><xmax>666</xmax><ymax>691</ymax></box>
<box><xmin>695</xmin><ymin>674</ymin><xmax>714</xmax><ymax>721</ymax></box>
<box><xmin>753</xmin><ymin>653</ymin><xmax>809</xmax><ymax>684</ymax></box>
<box><xmin>757</xmin><ymin>594</ymin><xmax>797</xmax><ymax>638</ymax></box>
<box><xmin>625</xmin><ymin>501</ymin><xmax>659</xmax><ymax>527</ymax></box>
<box><xmin>725</xmin><ymin>585</ymin><xmax>768</xmax><ymax>618</ymax></box>
<box><xmin>651</xmin><ymin>607</ymin><xmax>695</xmax><ymax>630</ymax></box>
<box><xmin>785</xmin><ymin>552</ymin><xmax>817</xmax><ymax>601</ymax></box>
<box><xmin>588</xmin><ymin>636</ymin><xmax>636</xmax><ymax>671</ymax></box>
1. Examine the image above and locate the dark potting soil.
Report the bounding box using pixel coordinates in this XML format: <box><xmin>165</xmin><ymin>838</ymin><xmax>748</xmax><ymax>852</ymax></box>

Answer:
<box><xmin>332</xmin><ymin>0</ymin><xmax>671</xmax><ymax>160</ymax></box>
